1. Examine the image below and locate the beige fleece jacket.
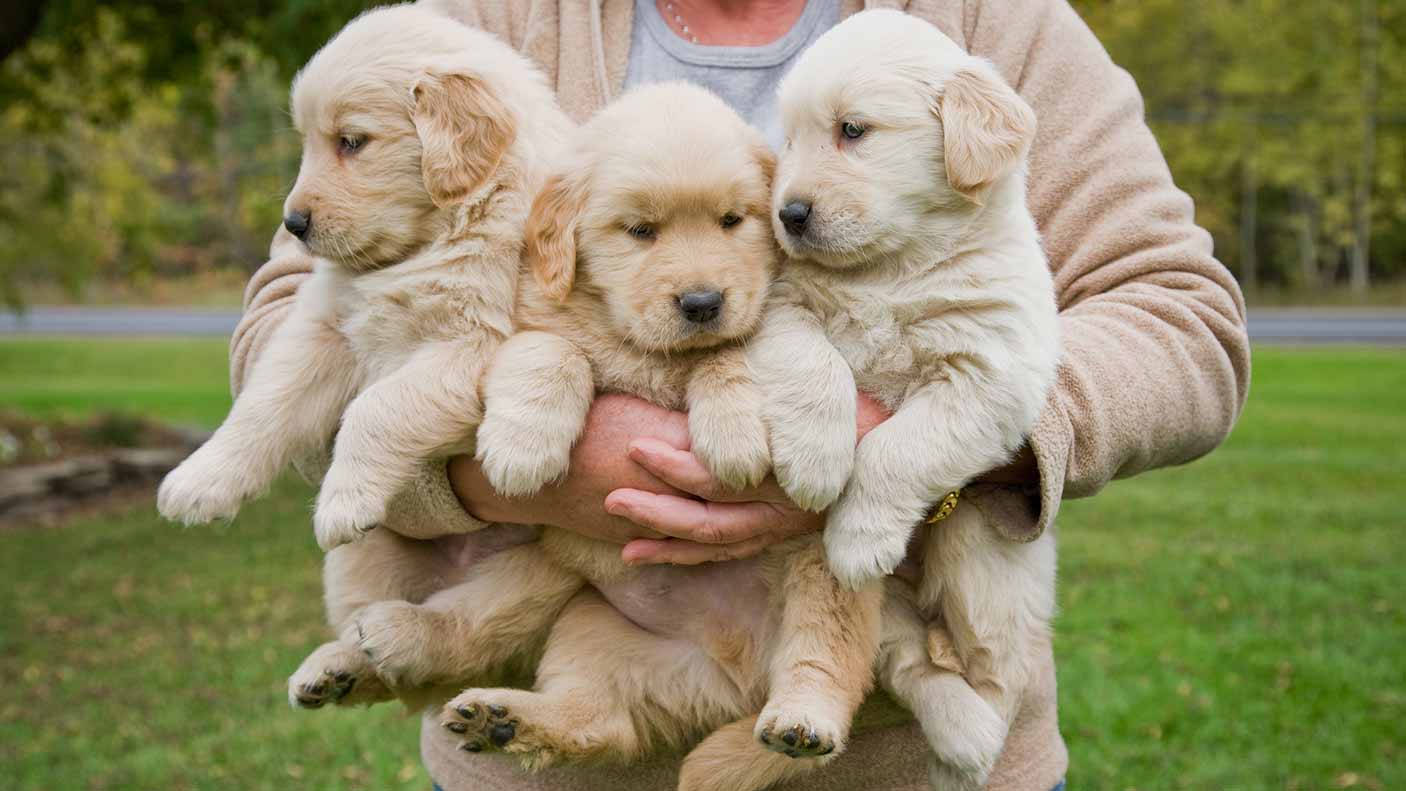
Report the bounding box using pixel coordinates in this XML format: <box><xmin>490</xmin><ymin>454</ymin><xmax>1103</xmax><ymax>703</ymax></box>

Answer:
<box><xmin>232</xmin><ymin>1</ymin><xmax>1251</xmax><ymax>788</ymax></box>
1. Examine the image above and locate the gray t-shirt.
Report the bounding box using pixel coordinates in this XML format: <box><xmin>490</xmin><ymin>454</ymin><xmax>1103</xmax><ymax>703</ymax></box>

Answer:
<box><xmin>622</xmin><ymin>0</ymin><xmax>841</xmax><ymax>149</ymax></box>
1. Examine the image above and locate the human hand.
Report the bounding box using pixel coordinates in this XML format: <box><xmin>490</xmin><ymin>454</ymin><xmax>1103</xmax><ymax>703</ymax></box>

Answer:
<box><xmin>448</xmin><ymin>394</ymin><xmax>689</xmax><ymax>544</ymax></box>
<box><xmin>609</xmin><ymin>391</ymin><xmax>893</xmax><ymax>565</ymax></box>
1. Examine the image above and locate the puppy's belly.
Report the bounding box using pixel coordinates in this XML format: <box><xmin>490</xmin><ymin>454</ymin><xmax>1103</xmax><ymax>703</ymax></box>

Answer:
<box><xmin>431</xmin><ymin>524</ymin><xmax>541</xmax><ymax>568</ymax></box>
<box><xmin>594</xmin><ymin>557</ymin><xmax>771</xmax><ymax>645</ymax></box>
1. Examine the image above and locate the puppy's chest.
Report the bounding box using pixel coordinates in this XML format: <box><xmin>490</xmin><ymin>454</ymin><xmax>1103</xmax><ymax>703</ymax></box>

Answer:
<box><xmin>589</xmin><ymin>343</ymin><xmax>695</xmax><ymax>410</ymax></box>
<box><xmin>328</xmin><ymin>270</ymin><xmax>512</xmax><ymax>380</ymax></box>
<box><xmin>790</xmin><ymin>278</ymin><xmax>954</xmax><ymax>407</ymax></box>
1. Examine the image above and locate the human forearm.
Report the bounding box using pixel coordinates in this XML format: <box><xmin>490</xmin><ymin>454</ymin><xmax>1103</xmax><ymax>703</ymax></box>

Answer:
<box><xmin>967</xmin><ymin>0</ymin><xmax>1250</xmax><ymax>532</ymax></box>
<box><xmin>230</xmin><ymin>225</ymin><xmax>316</xmax><ymax>395</ymax></box>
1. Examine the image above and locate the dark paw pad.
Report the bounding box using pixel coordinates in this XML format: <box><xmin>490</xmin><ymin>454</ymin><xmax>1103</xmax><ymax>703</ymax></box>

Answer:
<box><xmin>490</xmin><ymin>721</ymin><xmax>516</xmax><ymax>747</ymax></box>
<box><xmin>294</xmin><ymin>670</ymin><xmax>356</xmax><ymax>708</ymax></box>
<box><xmin>759</xmin><ymin>724</ymin><xmax>834</xmax><ymax>758</ymax></box>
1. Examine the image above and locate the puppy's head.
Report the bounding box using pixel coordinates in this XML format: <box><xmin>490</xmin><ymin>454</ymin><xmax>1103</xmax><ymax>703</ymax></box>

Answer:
<box><xmin>773</xmin><ymin>10</ymin><xmax>1036</xmax><ymax>268</ymax></box>
<box><xmin>283</xmin><ymin>6</ymin><xmax>533</xmax><ymax>270</ymax></box>
<box><xmin>524</xmin><ymin>82</ymin><xmax>777</xmax><ymax>353</ymax></box>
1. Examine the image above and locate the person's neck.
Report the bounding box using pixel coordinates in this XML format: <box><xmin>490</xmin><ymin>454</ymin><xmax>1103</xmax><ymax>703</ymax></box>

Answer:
<box><xmin>656</xmin><ymin>0</ymin><xmax>810</xmax><ymax>46</ymax></box>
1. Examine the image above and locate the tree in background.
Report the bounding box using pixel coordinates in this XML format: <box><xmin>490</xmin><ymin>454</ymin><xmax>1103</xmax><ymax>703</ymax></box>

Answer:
<box><xmin>0</xmin><ymin>0</ymin><xmax>361</xmax><ymax>310</ymax></box>
<box><xmin>1072</xmin><ymin>0</ymin><xmax>1406</xmax><ymax>294</ymax></box>
<box><xmin>1</xmin><ymin>1</ymin><xmax>1403</xmax><ymax>308</ymax></box>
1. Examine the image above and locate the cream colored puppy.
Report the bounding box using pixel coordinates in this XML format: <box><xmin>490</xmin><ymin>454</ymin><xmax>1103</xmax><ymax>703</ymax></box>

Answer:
<box><xmin>755</xmin><ymin>11</ymin><xmax>1060</xmax><ymax>791</ymax></box>
<box><xmin>413</xmin><ymin>82</ymin><xmax>881</xmax><ymax>791</ymax></box>
<box><xmin>153</xmin><ymin>6</ymin><xmax>572</xmax><ymax>702</ymax></box>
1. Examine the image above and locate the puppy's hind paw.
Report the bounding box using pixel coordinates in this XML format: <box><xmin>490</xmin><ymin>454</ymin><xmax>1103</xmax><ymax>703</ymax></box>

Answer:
<box><xmin>351</xmin><ymin>601</ymin><xmax>442</xmax><ymax>689</ymax></box>
<box><xmin>287</xmin><ymin>640</ymin><xmax>389</xmax><ymax>709</ymax></box>
<box><xmin>755</xmin><ymin>700</ymin><xmax>842</xmax><ymax>760</ymax></box>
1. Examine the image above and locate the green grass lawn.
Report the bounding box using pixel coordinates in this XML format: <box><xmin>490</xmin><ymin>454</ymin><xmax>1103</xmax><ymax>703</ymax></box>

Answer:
<box><xmin>1</xmin><ymin>338</ymin><xmax>1403</xmax><ymax>790</ymax></box>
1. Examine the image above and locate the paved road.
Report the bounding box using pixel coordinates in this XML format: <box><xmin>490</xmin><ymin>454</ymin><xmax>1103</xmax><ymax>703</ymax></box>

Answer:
<box><xmin>2</xmin><ymin>306</ymin><xmax>1405</xmax><ymax>344</ymax></box>
<box><xmin>1245</xmin><ymin>309</ymin><xmax>1406</xmax><ymax>345</ymax></box>
<box><xmin>0</xmin><ymin>307</ymin><xmax>240</xmax><ymax>337</ymax></box>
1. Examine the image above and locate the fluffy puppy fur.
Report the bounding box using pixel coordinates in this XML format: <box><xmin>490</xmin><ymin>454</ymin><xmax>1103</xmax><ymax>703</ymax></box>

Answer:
<box><xmin>153</xmin><ymin>5</ymin><xmax>573</xmax><ymax>703</ymax></box>
<box><xmin>754</xmin><ymin>11</ymin><xmax>1060</xmax><ymax>791</ymax></box>
<box><xmin>335</xmin><ymin>82</ymin><xmax>879</xmax><ymax>791</ymax></box>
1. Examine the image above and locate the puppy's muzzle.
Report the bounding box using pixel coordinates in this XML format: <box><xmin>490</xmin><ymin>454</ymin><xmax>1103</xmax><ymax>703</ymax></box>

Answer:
<box><xmin>284</xmin><ymin>209</ymin><xmax>312</xmax><ymax>240</ymax></box>
<box><xmin>677</xmin><ymin>290</ymin><xmax>724</xmax><ymax>324</ymax></box>
<box><xmin>778</xmin><ymin>201</ymin><xmax>811</xmax><ymax>236</ymax></box>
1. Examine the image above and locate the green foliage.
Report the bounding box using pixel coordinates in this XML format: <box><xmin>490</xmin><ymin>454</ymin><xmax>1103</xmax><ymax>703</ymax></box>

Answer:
<box><xmin>1072</xmin><ymin>0</ymin><xmax>1406</xmax><ymax>292</ymax></box>
<box><xmin>1</xmin><ymin>341</ymin><xmax>1403</xmax><ymax>789</ymax></box>
<box><xmin>0</xmin><ymin>338</ymin><xmax>232</xmax><ymax>427</ymax></box>
<box><xmin>2</xmin><ymin>2</ymin><xmax>1404</xmax><ymax>305</ymax></box>
<box><xmin>0</xmin><ymin>3</ymin><xmax>356</xmax><ymax>309</ymax></box>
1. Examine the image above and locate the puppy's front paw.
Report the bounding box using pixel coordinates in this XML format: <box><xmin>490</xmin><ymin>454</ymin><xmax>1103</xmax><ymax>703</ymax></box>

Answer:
<box><xmin>822</xmin><ymin>495</ymin><xmax>912</xmax><ymax>590</ymax></box>
<box><xmin>287</xmin><ymin>640</ymin><xmax>388</xmax><ymax>709</ymax></box>
<box><xmin>475</xmin><ymin>415</ymin><xmax>573</xmax><ymax>498</ymax></box>
<box><xmin>923</xmin><ymin>697</ymin><xmax>1006</xmax><ymax>789</ymax></box>
<box><xmin>755</xmin><ymin>699</ymin><xmax>843</xmax><ymax>760</ymax></box>
<box><xmin>156</xmin><ymin>447</ymin><xmax>248</xmax><ymax>525</ymax></box>
<box><xmin>690</xmin><ymin>404</ymin><xmax>771</xmax><ymax>490</ymax></box>
<box><xmin>351</xmin><ymin>601</ymin><xmax>440</xmax><ymax>688</ymax></box>
<box><xmin>313</xmin><ymin>485</ymin><xmax>384</xmax><ymax>551</ymax></box>
<box><xmin>768</xmin><ymin>414</ymin><xmax>853</xmax><ymax>512</ymax></box>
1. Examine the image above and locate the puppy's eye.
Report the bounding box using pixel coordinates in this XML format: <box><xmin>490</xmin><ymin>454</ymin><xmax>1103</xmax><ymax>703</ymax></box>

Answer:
<box><xmin>840</xmin><ymin>121</ymin><xmax>866</xmax><ymax>140</ymax></box>
<box><xmin>338</xmin><ymin>135</ymin><xmax>366</xmax><ymax>155</ymax></box>
<box><xmin>720</xmin><ymin>213</ymin><xmax>742</xmax><ymax>229</ymax></box>
<box><xmin>626</xmin><ymin>224</ymin><xmax>657</xmax><ymax>240</ymax></box>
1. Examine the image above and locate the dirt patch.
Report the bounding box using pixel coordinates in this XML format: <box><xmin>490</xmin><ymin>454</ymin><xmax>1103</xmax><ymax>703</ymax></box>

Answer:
<box><xmin>0</xmin><ymin>412</ymin><xmax>206</xmax><ymax>528</ymax></box>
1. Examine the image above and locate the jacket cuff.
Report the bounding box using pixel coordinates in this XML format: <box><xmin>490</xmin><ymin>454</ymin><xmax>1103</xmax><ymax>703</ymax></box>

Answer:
<box><xmin>1021</xmin><ymin>398</ymin><xmax>1074</xmax><ymax>541</ymax></box>
<box><xmin>970</xmin><ymin>399</ymin><xmax>1071</xmax><ymax>543</ymax></box>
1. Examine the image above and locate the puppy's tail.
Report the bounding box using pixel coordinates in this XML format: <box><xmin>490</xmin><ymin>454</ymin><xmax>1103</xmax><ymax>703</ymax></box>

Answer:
<box><xmin>678</xmin><ymin>715</ymin><xmax>824</xmax><ymax>791</ymax></box>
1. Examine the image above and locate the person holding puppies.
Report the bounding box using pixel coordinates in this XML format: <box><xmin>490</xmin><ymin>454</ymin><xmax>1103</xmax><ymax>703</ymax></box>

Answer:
<box><xmin>231</xmin><ymin>1</ymin><xmax>1250</xmax><ymax>790</ymax></box>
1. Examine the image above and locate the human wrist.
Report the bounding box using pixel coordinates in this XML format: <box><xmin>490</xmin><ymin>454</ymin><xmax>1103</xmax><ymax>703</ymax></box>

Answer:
<box><xmin>446</xmin><ymin>455</ymin><xmax>540</xmax><ymax>525</ymax></box>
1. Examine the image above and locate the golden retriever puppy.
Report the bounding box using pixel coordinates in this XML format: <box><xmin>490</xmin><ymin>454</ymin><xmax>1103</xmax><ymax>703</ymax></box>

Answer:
<box><xmin>753</xmin><ymin>11</ymin><xmax>1060</xmax><ymax>791</ymax></box>
<box><xmin>401</xmin><ymin>82</ymin><xmax>881</xmax><ymax>791</ymax></box>
<box><xmin>153</xmin><ymin>5</ymin><xmax>572</xmax><ymax>700</ymax></box>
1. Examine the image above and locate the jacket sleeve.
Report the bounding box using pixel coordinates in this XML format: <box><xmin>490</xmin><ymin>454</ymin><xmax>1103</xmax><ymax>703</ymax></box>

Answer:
<box><xmin>960</xmin><ymin>0</ymin><xmax>1251</xmax><ymax>538</ymax></box>
<box><xmin>231</xmin><ymin>226</ymin><xmax>488</xmax><ymax>537</ymax></box>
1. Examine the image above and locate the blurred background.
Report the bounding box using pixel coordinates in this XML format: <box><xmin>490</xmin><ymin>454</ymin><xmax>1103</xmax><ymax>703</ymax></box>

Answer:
<box><xmin>1</xmin><ymin>2</ymin><xmax>1402</xmax><ymax>790</ymax></box>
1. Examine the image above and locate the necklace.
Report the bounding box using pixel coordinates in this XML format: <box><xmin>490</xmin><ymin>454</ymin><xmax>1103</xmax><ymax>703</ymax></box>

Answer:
<box><xmin>660</xmin><ymin>2</ymin><xmax>701</xmax><ymax>44</ymax></box>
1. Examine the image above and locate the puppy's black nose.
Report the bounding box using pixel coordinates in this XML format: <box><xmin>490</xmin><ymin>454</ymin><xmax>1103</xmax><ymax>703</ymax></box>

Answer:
<box><xmin>677</xmin><ymin>290</ymin><xmax>724</xmax><ymax>324</ymax></box>
<box><xmin>779</xmin><ymin>201</ymin><xmax>811</xmax><ymax>236</ymax></box>
<box><xmin>284</xmin><ymin>209</ymin><xmax>311</xmax><ymax>240</ymax></box>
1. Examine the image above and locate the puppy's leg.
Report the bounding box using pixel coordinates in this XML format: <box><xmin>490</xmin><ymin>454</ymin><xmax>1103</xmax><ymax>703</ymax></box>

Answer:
<box><xmin>747</xmin><ymin>302</ymin><xmax>856</xmax><ymax>511</ymax></box>
<box><xmin>755</xmin><ymin>538</ymin><xmax>881</xmax><ymax>763</ymax></box>
<box><xmin>679</xmin><ymin>715</ymin><xmax>819</xmax><ymax>791</ymax></box>
<box><xmin>686</xmin><ymin>345</ymin><xmax>771</xmax><ymax>490</ymax></box>
<box><xmin>289</xmin><ymin>528</ymin><xmax>449</xmax><ymax>709</ymax></box>
<box><xmin>474</xmin><ymin>330</ymin><xmax>593</xmax><ymax>498</ymax></box>
<box><xmin>441</xmin><ymin>589</ymin><xmax>742</xmax><ymax>769</ymax></box>
<box><xmin>824</xmin><ymin>375</ymin><xmax>1020</xmax><ymax>589</ymax></box>
<box><xmin>288</xmin><ymin>639</ymin><xmax>391</xmax><ymax>709</ymax></box>
<box><xmin>352</xmin><ymin>543</ymin><xmax>583</xmax><ymax>690</ymax></box>
<box><xmin>916</xmin><ymin>506</ymin><xmax>1057</xmax><ymax>790</ymax></box>
<box><xmin>878</xmin><ymin>578</ymin><xmax>1005</xmax><ymax>791</ymax></box>
<box><xmin>314</xmin><ymin>338</ymin><xmax>492</xmax><ymax>549</ymax></box>
<box><xmin>158</xmin><ymin>299</ymin><xmax>358</xmax><ymax>524</ymax></box>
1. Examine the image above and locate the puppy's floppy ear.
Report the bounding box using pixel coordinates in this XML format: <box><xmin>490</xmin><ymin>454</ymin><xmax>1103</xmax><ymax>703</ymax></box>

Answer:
<box><xmin>524</xmin><ymin>172</ymin><xmax>586</xmax><ymax>303</ymax></box>
<box><xmin>753</xmin><ymin>141</ymin><xmax>777</xmax><ymax>188</ymax></box>
<box><xmin>412</xmin><ymin>71</ymin><xmax>517</xmax><ymax>208</ymax></box>
<box><xmin>938</xmin><ymin>60</ymin><xmax>1037</xmax><ymax>203</ymax></box>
